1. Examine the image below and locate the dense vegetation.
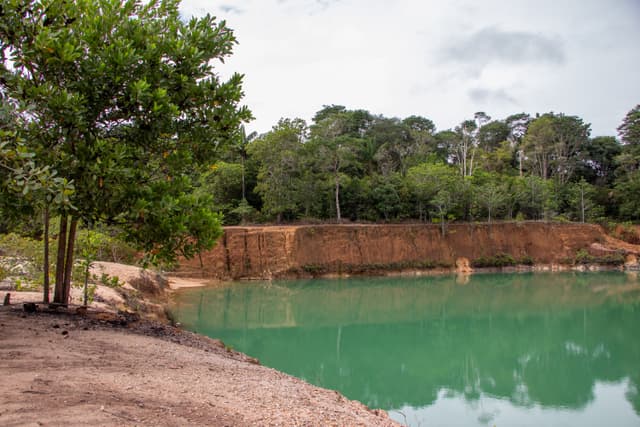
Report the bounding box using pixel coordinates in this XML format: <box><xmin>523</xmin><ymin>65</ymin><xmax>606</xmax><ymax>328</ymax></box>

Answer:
<box><xmin>0</xmin><ymin>1</ymin><xmax>638</xmax><ymax>305</ymax></box>
<box><xmin>0</xmin><ymin>0</ymin><xmax>250</xmax><ymax>303</ymax></box>
<box><xmin>208</xmin><ymin>105</ymin><xmax>640</xmax><ymax>225</ymax></box>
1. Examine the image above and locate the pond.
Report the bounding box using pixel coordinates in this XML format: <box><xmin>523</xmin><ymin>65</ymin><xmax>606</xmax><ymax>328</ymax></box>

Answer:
<box><xmin>170</xmin><ymin>272</ymin><xmax>640</xmax><ymax>426</ymax></box>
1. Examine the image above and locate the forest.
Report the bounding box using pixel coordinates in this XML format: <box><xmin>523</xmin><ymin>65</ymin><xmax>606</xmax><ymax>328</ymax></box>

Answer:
<box><xmin>203</xmin><ymin>105</ymin><xmax>640</xmax><ymax>226</ymax></box>
<box><xmin>0</xmin><ymin>0</ymin><xmax>638</xmax><ymax>305</ymax></box>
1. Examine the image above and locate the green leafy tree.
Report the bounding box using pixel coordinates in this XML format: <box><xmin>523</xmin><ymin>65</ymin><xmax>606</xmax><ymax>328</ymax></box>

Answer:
<box><xmin>309</xmin><ymin>113</ymin><xmax>359</xmax><ymax>222</ymax></box>
<box><xmin>1</xmin><ymin>98</ymin><xmax>74</xmax><ymax>302</ymax></box>
<box><xmin>249</xmin><ymin>119</ymin><xmax>306</xmax><ymax>222</ymax></box>
<box><xmin>615</xmin><ymin>170</ymin><xmax>640</xmax><ymax>219</ymax></box>
<box><xmin>407</xmin><ymin>162</ymin><xmax>458</xmax><ymax>232</ymax></box>
<box><xmin>567</xmin><ymin>178</ymin><xmax>602</xmax><ymax>223</ymax></box>
<box><xmin>515</xmin><ymin>175</ymin><xmax>556</xmax><ymax>220</ymax></box>
<box><xmin>575</xmin><ymin>136</ymin><xmax>621</xmax><ymax>186</ymax></box>
<box><xmin>521</xmin><ymin>115</ymin><xmax>556</xmax><ymax>180</ymax></box>
<box><xmin>522</xmin><ymin>113</ymin><xmax>590</xmax><ymax>184</ymax></box>
<box><xmin>0</xmin><ymin>0</ymin><xmax>250</xmax><ymax>304</ymax></box>
<box><xmin>475</xmin><ymin>180</ymin><xmax>507</xmax><ymax>223</ymax></box>
<box><xmin>198</xmin><ymin>161</ymin><xmax>243</xmax><ymax>223</ymax></box>
<box><xmin>617</xmin><ymin>105</ymin><xmax>640</xmax><ymax>147</ymax></box>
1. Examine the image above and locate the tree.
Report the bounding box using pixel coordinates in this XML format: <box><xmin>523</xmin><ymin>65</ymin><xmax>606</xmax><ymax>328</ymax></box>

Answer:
<box><xmin>1</xmin><ymin>97</ymin><xmax>74</xmax><ymax>302</ymax></box>
<box><xmin>309</xmin><ymin>113</ymin><xmax>360</xmax><ymax>222</ymax></box>
<box><xmin>198</xmin><ymin>161</ymin><xmax>243</xmax><ymax>222</ymax></box>
<box><xmin>567</xmin><ymin>178</ymin><xmax>602</xmax><ymax>223</ymax></box>
<box><xmin>233</xmin><ymin>125</ymin><xmax>258</xmax><ymax>201</ymax></box>
<box><xmin>0</xmin><ymin>0</ymin><xmax>251</xmax><ymax>304</ymax></box>
<box><xmin>451</xmin><ymin>112</ymin><xmax>490</xmax><ymax>177</ymax></box>
<box><xmin>618</xmin><ymin>105</ymin><xmax>640</xmax><ymax>147</ymax></box>
<box><xmin>505</xmin><ymin>113</ymin><xmax>531</xmax><ymax>176</ymax></box>
<box><xmin>521</xmin><ymin>115</ymin><xmax>555</xmax><ymax>180</ymax></box>
<box><xmin>522</xmin><ymin>113</ymin><xmax>590</xmax><ymax>184</ymax></box>
<box><xmin>478</xmin><ymin>120</ymin><xmax>510</xmax><ymax>152</ymax></box>
<box><xmin>615</xmin><ymin>170</ymin><xmax>640</xmax><ymax>219</ymax></box>
<box><xmin>453</xmin><ymin>119</ymin><xmax>478</xmax><ymax>177</ymax></box>
<box><xmin>407</xmin><ymin>162</ymin><xmax>458</xmax><ymax>233</ymax></box>
<box><xmin>475</xmin><ymin>180</ymin><xmax>507</xmax><ymax>223</ymax></box>
<box><xmin>575</xmin><ymin>136</ymin><xmax>621</xmax><ymax>186</ymax></box>
<box><xmin>249</xmin><ymin>119</ymin><xmax>306</xmax><ymax>222</ymax></box>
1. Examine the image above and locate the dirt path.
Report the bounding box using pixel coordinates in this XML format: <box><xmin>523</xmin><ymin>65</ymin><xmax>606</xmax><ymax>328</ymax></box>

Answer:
<box><xmin>0</xmin><ymin>307</ymin><xmax>399</xmax><ymax>426</ymax></box>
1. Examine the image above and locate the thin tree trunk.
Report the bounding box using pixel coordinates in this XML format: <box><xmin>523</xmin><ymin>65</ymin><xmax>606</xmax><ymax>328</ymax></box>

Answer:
<box><xmin>53</xmin><ymin>214</ymin><xmax>68</xmax><ymax>304</ymax></box>
<box><xmin>519</xmin><ymin>149</ymin><xmax>523</xmax><ymax>177</ymax></box>
<box><xmin>241</xmin><ymin>154</ymin><xmax>246</xmax><ymax>200</ymax></box>
<box><xmin>61</xmin><ymin>218</ymin><xmax>78</xmax><ymax>304</ymax></box>
<box><xmin>335</xmin><ymin>173</ymin><xmax>341</xmax><ymax>223</ymax></box>
<box><xmin>43</xmin><ymin>205</ymin><xmax>50</xmax><ymax>304</ymax></box>
<box><xmin>580</xmin><ymin>186</ymin><xmax>585</xmax><ymax>223</ymax></box>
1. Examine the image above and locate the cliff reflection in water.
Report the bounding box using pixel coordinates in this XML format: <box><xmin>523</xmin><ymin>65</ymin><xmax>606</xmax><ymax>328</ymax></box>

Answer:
<box><xmin>172</xmin><ymin>272</ymin><xmax>640</xmax><ymax>418</ymax></box>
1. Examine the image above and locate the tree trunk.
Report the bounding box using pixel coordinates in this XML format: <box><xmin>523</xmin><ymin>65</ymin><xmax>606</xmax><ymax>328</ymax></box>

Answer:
<box><xmin>335</xmin><ymin>174</ymin><xmax>341</xmax><ymax>223</ymax></box>
<box><xmin>42</xmin><ymin>205</ymin><xmax>50</xmax><ymax>304</ymax></box>
<box><xmin>580</xmin><ymin>186</ymin><xmax>585</xmax><ymax>223</ymax></box>
<box><xmin>519</xmin><ymin>149</ymin><xmax>523</xmax><ymax>177</ymax></box>
<box><xmin>53</xmin><ymin>215</ymin><xmax>68</xmax><ymax>304</ymax></box>
<box><xmin>61</xmin><ymin>218</ymin><xmax>78</xmax><ymax>304</ymax></box>
<box><xmin>240</xmin><ymin>154</ymin><xmax>246</xmax><ymax>200</ymax></box>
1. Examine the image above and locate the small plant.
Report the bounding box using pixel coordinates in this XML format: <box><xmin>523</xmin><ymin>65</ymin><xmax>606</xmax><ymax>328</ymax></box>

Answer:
<box><xmin>471</xmin><ymin>253</ymin><xmax>517</xmax><ymax>268</ymax></box>
<box><xmin>99</xmin><ymin>273</ymin><xmax>124</xmax><ymax>288</ymax></box>
<box><xmin>574</xmin><ymin>249</ymin><xmax>625</xmax><ymax>266</ymax></box>
<box><xmin>302</xmin><ymin>264</ymin><xmax>327</xmax><ymax>275</ymax></box>
<box><xmin>518</xmin><ymin>255</ymin><xmax>535</xmax><ymax>266</ymax></box>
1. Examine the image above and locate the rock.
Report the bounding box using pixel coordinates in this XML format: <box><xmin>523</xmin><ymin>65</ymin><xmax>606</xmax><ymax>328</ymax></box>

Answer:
<box><xmin>0</xmin><ymin>280</ymin><xmax>14</xmax><ymax>291</ymax></box>
<box><xmin>23</xmin><ymin>302</ymin><xmax>37</xmax><ymax>313</ymax></box>
<box><xmin>455</xmin><ymin>257</ymin><xmax>472</xmax><ymax>274</ymax></box>
<box><xmin>625</xmin><ymin>254</ymin><xmax>639</xmax><ymax>271</ymax></box>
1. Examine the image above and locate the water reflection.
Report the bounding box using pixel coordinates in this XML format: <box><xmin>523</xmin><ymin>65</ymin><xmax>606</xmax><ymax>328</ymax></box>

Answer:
<box><xmin>172</xmin><ymin>272</ymin><xmax>640</xmax><ymax>425</ymax></box>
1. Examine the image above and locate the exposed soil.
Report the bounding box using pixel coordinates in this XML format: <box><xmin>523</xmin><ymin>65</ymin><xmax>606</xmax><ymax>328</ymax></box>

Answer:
<box><xmin>0</xmin><ymin>306</ymin><xmax>398</xmax><ymax>426</ymax></box>
<box><xmin>176</xmin><ymin>222</ymin><xmax>640</xmax><ymax>280</ymax></box>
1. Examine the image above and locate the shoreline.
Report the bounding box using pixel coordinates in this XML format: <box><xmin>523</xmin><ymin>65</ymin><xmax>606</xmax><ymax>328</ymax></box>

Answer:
<box><xmin>167</xmin><ymin>262</ymin><xmax>633</xmax><ymax>290</ymax></box>
<box><xmin>0</xmin><ymin>299</ymin><xmax>399</xmax><ymax>426</ymax></box>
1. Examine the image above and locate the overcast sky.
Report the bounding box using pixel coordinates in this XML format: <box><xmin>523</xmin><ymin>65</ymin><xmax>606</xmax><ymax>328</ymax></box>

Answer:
<box><xmin>180</xmin><ymin>0</ymin><xmax>640</xmax><ymax>137</ymax></box>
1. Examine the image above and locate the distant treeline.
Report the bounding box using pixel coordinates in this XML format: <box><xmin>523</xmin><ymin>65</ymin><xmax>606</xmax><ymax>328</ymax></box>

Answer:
<box><xmin>202</xmin><ymin>104</ymin><xmax>640</xmax><ymax>225</ymax></box>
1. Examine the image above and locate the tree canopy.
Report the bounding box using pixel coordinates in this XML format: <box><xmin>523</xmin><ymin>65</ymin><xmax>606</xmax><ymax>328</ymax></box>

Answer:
<box><xmin>0</xmin><ymin>0</ymin><xmax>251</xmax><ymax>303</ymax></box>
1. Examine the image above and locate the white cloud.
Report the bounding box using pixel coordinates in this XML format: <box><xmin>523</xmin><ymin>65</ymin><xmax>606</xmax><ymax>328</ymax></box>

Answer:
<box><xmin>181</xmin><ymin>0</ymin><xmax>640</xmax><ymax>137</ymax></box>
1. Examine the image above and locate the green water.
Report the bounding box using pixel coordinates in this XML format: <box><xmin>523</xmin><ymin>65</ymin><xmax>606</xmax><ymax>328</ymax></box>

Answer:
<box><xmin>171</xmin><ymin>272</ymin><xmax>640</xmax><ymax>426</ymax></box>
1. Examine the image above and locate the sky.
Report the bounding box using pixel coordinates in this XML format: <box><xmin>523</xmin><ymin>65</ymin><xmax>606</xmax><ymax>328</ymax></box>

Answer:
<box><xmin>180</xmin><ymin>0</ymin><xmax>640</xmax><ymax>137</ymax></box>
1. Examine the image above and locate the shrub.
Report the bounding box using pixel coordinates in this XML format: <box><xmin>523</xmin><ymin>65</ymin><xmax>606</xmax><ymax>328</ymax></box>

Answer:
<box><xmin>75</xmin><ymin>228</ymin><xmax>137</xmax><ymax>264</ymax></box>
<box><xmin>518</xmin><ymin>255</ymin><xmax>535</xmax><ymax>266</ymax></box>
<box><xmin>574</xmin><ymin>249</ymin><xmax>625</xmax><ymax>266</ymax></box>
<box><xmin>471</xmin><ymin>253</ymin><xmax>517</xmax><ymax>268</ymax></box>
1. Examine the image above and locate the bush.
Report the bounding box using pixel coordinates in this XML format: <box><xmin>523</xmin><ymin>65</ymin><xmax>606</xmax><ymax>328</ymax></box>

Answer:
<box><xmin>519</xmin><ymin>255</ymin><xmax>535</xmax><ymax>266</ymax></box>
<box><xmin>611</xmin><ymin>222</ymin><xmax>640</xmax><ymax>245</ymax></box>
<box><xmin>0</xmin><ymin>233</ymin><xmax>49</xmax><ymax>284</ymax></box>
<box><xmin>75</xmin><ymin>227</ymin><xmax>137</xmax><ymax>264</ymax></box>
<box><xmin>574</xmin><ymin>249</ymin><xmax>625</xmax><ymax>266</ymax></box>
<box><xmin>471</xmin><ymin>253</ymin><xmax>517</xmax><ymax>268</ymax></box>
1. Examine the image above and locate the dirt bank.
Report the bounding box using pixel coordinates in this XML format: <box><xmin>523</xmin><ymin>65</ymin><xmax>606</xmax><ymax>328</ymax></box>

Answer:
<box><xmin>175</xmin><ymin>222</ymin><xmax>638</xmax><ymax>280</ymax></box>
<box><xmin>0</xmin><ymin>306</ymin><xmax>398</xmax><ymax>426</ymax></box>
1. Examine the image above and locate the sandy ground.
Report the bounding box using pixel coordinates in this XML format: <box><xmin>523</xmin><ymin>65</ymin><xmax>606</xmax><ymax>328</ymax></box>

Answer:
<box><xmin>0</xmin><ymin>306</ymin><xmax>399</xmax><ymax>426</ymax></box>
<box><xmin>0</xmin><ymin>261</ymin><xmax>399</xmax><ymax>426</ymax></box>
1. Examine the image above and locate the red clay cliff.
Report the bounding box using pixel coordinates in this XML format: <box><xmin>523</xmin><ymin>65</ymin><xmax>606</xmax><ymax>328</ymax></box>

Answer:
<box><xmin>176</xmin><ymin>222</ymin><xmax>638</xmax><ymax>280</ymax></box>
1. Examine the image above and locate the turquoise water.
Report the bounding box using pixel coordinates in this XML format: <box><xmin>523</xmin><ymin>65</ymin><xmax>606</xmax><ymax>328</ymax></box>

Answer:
<box><xmin>171</xmin><ymin>272</ymin><xmax>640</xmax><ymax>426</ymax></box>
